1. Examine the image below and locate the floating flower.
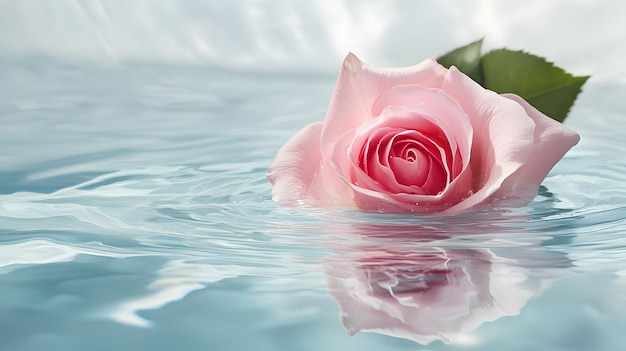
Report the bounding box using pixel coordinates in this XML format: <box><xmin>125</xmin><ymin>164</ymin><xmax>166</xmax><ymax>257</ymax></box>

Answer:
<box><xmin>268</xmin><ymin>50</ymin><xmax>581</xmax><ymax>214</ymax></box>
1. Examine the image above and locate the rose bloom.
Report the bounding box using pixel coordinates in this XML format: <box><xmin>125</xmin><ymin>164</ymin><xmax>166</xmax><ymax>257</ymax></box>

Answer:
<box><xmin>268</xmin><ymin>54</ymin><xmax>580</xmax><ymax>214</ymax></box>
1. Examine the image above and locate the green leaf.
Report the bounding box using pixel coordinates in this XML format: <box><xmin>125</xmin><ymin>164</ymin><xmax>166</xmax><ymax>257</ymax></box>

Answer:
<box><xmin>481</xmin><ymin>49</ymin><xmax>589</xmax><ymax>122</ymax></box>
<box><xmin>437</xmin><ymin>38</ymin><xmax>485</xmax><ymax>85</ymax></box>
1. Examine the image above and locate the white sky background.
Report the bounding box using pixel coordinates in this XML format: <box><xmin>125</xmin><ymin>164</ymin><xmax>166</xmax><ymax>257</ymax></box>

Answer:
<box><xmin>0</xmin><ymin>0</ymin><xmax>625</xmax><ymax>82</ymax></box>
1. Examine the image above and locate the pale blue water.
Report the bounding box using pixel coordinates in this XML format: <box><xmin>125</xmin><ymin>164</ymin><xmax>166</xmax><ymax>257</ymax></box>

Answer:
<box><xmin>1</xmin><ymin>57</ymin><xmax>625</xmax><ymax>351</ymax></box>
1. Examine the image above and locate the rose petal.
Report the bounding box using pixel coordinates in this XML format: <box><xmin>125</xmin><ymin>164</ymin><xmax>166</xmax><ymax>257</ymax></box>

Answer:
<box><xmin>368</xmin><ymin>130</ymin><xmax>419</xmax><ymax>193</ymax></box>
<box><xmin>335</xmin><ymin>128</ymin><xmax>392</xmax><ymax>194</ymax></box>
<box><xmin>491</xmin><ymin>94</ymin><xmax>580</xmax><ymax>205</ymax></box>
<box><xmin>321</xmin><ymin>54</ymin><xmax>448</xmax><ymax>160</ymax></box>
<box><xmin>439</xmin><ymin>67</ymin><xmax>537</xmax><ymax>214</ymax></box>
<box><xmin>268</xmin><ymin>122</ymin><xmax>351</xmax><ymax>206</ymax></box>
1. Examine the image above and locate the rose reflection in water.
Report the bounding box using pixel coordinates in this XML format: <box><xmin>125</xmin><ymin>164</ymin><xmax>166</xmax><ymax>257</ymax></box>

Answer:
<box><xmin>324</xmin><ymin>224</ymin><xmax>568</xmax><ymax>345</ymax></box>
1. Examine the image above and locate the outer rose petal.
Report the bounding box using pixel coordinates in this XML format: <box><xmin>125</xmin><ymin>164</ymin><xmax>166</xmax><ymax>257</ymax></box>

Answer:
<box><xmin>440</xmin><ymin>67</ymin><xmax>537</xmax><ymax>214</ymax></box>
<box><xmin>321</xmin><ymin>54</ymin><xmax>449</xmax><ymax>158</ymax></box>
<box><xmin>268</xmin><ymin>122</ymin><xmax>351</xmax><ymax>206</ymax></box>
<box><xmin>491</xmin><ymin>94</ymin><xmax>580</xmax><ymax>205</ymax></box>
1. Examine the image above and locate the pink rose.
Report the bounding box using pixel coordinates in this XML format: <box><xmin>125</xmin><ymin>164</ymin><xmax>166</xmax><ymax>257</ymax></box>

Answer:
<box><xmin>268</xmin><ymin>53</ymin><xmax>580</xmax><ymax>214</ymax></box>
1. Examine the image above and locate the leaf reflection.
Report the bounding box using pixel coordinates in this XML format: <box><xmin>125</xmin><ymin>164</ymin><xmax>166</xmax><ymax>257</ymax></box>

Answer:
<box><xmin>324</xmin><ymin>223</ymin><xmax>569</xmax><ymax>345</ymax></box>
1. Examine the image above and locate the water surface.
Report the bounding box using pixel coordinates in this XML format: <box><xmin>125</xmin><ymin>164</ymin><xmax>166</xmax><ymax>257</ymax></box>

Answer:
<box><xmin>1</xmin><ymin>58</ymin><xmax>625</xmax><ymax>351</ymax></box>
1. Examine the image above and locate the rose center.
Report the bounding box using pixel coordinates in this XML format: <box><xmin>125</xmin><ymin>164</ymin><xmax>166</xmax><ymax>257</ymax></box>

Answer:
<box><xmin>386</xmin><ymin>135</ymin><xmax>447</xmax><ymax>194</ymax></box>
<box><xmin>405</xmin><ymin>149</ymin><xmax>418</xmax><ymax>162</ymax></box>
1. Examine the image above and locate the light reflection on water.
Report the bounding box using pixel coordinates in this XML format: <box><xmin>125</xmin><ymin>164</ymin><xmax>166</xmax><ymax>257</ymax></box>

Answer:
<box><xmin>0</xmin><ymin>58</ymin><xmax>625</xmax><ymax>351</ymax></box>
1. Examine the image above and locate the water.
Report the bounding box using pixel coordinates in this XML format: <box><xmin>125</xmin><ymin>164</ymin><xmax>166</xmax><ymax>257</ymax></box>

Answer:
<box><xmin>1</xmin><ymin>57</ymin><xmax>625</xmax><ymax>351</ymax></box>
